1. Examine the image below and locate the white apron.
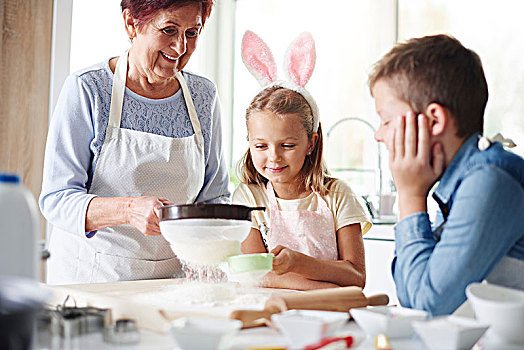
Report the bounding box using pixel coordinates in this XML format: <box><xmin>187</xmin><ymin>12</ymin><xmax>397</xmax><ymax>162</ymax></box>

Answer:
<box><xmin>266</xmin><ymin>182</ymin><xmax>338</xmax><ymax>260</ymax></box>
<box><xmin>47</xmin><ymin>51</ymin><xmax>205</xmax><ymax>284</ymax></box>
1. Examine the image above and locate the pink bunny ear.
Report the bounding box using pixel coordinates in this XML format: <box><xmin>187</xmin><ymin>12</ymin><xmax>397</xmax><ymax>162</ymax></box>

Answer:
<box><xmin>284</xmin><ymin>32</ymin><xmax>316</xmax><ymax>87</ymax></box>
<box><xmin>241</xmin><ymin>31</ymin><xmax>277</xmax><ymax>86</ymax></box>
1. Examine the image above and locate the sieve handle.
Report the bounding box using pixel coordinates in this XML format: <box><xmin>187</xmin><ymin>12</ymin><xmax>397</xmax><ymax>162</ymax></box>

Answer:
<box><xmin>249</xmin><ymin>206</ymin><xmax>266</xmax><ymax>212</ymax></box>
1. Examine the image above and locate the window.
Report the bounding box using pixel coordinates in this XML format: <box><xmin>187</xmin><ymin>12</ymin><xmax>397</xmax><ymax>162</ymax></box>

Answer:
<box><xmin>231</xmin><ymin>0</ymin><xmax>524</xmax><ymax>200</ymax></box>
<box><xmin>63</xmin><ymin>0</ymin><xmax>524</xmax><ymax>200</ymax></box>
<box><xmin>398</xmin><ymin>0</ymin><xmax>524</xmax><ymax>157</ymax></box>
<box><xmin>69</xmin><ymin>0</ymin><xmax>209</xmax><ymax>74</ymax></box>
<box><xmin>69</xmin><ymin>0</ymin><xmax>127</xmax><ymax>73</ymax></box>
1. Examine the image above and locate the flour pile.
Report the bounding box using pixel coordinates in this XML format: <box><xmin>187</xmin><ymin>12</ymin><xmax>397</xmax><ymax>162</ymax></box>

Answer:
<box><xmin>131</xmin><ymin>281</ymin><xmax>271</xmax><ymax>308</ymax></box>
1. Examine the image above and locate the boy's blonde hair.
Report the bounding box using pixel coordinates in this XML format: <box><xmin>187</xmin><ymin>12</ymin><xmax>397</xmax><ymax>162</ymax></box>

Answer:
<box><xmin>368</xmin><ymin>34</ymin><xmax>488</xmax><ymax>138</ymax></box>
<box><xmin>237</xmin><ymin>86</ymin><xmax>335</xmax><ymax>196</ymax></box>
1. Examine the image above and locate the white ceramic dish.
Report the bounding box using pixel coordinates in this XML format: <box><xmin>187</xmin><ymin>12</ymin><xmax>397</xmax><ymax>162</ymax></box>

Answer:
<box><xmin>350</xmin><ymin>305</ymin><xmax>428</xmax><ymax>338</ymax></box>
<box><xmin>271</xmin><ymin>310</ymin><xmax>349</xmax><ymax>349</ymax></box>
<box><xmin>169</xmin><ymin>317</ymin><xmax>242</xmax><ymax>350</ymax></box>
<box><xmin>412</xmin><ymin>315</ymin><xmax>489</xmax><ymax>350</ymax></box>
<box><xmin>466</xmin><ymin>282</ymin><xmax>524</xmax><ymax>345</ymax></box>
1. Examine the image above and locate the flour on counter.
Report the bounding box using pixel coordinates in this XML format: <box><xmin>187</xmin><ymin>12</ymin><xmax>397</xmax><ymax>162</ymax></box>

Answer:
<box><xmin>130</xmin><ymin>281</ymin><xmax>271</xmax><ymax>309</ymax></box>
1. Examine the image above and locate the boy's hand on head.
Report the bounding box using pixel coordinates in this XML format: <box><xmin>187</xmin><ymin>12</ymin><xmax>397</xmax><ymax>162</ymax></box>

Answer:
<box><xmin>388</xmin><ymin>112</ymin><xmax>445</xmax><ymax>218</ymax></box>
<box><xmin>271</xmin><ymin>245</ymin><xmax>298</xmax><ymax>275</ymax></box>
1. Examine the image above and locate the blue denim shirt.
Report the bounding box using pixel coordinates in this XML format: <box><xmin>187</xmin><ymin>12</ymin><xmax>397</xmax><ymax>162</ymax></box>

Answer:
<box><xmin>392</xmin><ymin>132</ymin><xmax>524</xmax><ymax>316</ymax></box>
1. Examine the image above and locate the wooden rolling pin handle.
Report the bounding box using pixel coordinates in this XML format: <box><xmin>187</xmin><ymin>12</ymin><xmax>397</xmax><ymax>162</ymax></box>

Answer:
<box><xmin>230</xmin><ymin>304</ymin><xmax>282</xmax><ymax>328</ymax></box>
<box><xmin>267</xmin><ymin>286</ymin><xmax>366</xmax><ymax>312</ymax></box>
<box><xmin>366</xmin><ymin>294</ymin><xmax>389</xmax><ymax>306</ymax></box>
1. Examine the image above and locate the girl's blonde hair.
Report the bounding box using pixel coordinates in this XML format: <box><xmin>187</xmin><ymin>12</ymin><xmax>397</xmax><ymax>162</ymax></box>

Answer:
<box><xmin>237</xmin><ymin>86</ymin><xmax>335</xmax><ymax>196</ymax></box>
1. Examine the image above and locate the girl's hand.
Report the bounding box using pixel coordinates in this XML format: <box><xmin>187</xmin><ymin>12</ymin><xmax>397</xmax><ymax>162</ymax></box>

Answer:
<box><xmin>271</xmin><ymin>245</ymin><xmax>300</xmax><ymax>275</ymax></box>
<box><xmin>387</xmin><ymin>112</ymin><xmax>445</xmax><ymax>218</ymax></box>
<box><xmin>126</xmin><ymin>196</ymin><xmax>173</xmax><ymax>236</ymax></box>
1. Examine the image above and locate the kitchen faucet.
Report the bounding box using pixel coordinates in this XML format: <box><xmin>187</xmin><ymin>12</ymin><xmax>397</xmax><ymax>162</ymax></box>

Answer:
<box><xmin>326</xmin><ymin>117</ymin><xmax>396</xmax><ymax>223</ymax></box>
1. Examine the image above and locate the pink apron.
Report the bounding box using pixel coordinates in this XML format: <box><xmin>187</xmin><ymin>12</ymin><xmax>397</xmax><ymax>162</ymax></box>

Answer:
<box><xmin>266</xmin><ymin>182</ymin><xmax>338</xmax><ymax>260</ymax></box>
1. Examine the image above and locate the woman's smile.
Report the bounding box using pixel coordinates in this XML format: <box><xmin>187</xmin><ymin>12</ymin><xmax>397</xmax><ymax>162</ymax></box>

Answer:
<box><xmin>159</xmin><ymin>51</ymin><xmax>179</xmax><ymax>62</ymax></box>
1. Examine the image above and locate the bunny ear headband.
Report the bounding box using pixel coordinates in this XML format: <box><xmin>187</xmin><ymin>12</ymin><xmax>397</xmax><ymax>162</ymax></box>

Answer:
<box><xmin>241</xmin><ymin>30</ymin><xmax>320</xmax><ymax>132</ymax></box>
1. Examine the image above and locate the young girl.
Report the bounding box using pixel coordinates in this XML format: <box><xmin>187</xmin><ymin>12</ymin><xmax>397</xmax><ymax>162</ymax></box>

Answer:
<box><xmin>233</xmin><ymin>31</ymin><xmax>371</xmax><ymax>290</ymax></box>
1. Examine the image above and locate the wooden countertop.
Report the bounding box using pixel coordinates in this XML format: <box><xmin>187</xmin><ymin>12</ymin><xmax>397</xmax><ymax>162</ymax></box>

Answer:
<box><xmin>44</xmin><ymin>278</ymin><xmax>278</xmax><ymax>333</ymax></box>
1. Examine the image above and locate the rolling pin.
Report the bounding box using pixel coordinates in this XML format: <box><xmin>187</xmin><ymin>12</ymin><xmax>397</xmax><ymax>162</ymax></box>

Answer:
<box><xmin>230</xmin><ymin>286</ymin><xmax>389</xmax><ymax>328</ymax></box>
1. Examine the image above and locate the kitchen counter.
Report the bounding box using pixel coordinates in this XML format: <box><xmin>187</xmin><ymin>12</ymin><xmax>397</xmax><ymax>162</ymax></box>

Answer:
<box><xmin>363</xmin><ymin>223</ymin><xmax>395</xmax><ymax>241</ymax></box>
<box><xmin>362</xmin><ymin>224</ymin><xmax>397</xmax><ymax>304</ymax></box>
<box><xmin>37</xmin><ymin>279</ymin><xmax>522</xmax><ymax>350</ymax></box>
<box><xmin>43</xmin><ymin>278</ymin><xmax>281</xmax><ymax>333</ymax></box>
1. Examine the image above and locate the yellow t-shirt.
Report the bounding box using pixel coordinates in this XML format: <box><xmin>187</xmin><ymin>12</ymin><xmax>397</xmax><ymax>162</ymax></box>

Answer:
<box><xmin>232</xmin><ymin>179</ymin><xmax>372</xmax><ymax>246</ymax></box>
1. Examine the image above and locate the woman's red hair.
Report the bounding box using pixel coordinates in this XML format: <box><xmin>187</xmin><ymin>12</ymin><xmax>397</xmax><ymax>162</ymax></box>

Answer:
<box><xmin>120</xmin><ymin>0</ymin><xmax>213</xmax><ymax>28</ymax></box>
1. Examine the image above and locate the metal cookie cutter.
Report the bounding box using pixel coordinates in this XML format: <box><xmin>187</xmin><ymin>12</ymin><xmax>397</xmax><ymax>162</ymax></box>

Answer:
<box><xmin>46</xmin><ymin>295</ymin><xmax>112</xmax><ymax>339</ymax></box>
<box><xmin>103</xmin><ymin>318</ymin><xmax>140</xmax><ymax>345</ymax></box>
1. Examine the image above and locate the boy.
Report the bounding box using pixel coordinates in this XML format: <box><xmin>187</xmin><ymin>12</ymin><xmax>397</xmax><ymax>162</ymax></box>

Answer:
<box><xmin>369</xmin><ymin>34</ymin><xmax>524</xmax><ymax>316</ymax></box>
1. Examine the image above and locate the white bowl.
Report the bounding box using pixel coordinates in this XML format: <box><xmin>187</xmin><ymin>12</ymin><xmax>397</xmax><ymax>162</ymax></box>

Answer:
<box><xmin>227</xmin><ymin>253</ymin><xmax>274</xmax><ymax>286</ymax></box>
<box><xmin>271</xmin><ymin>310</ymin><xmax>349</xmax><ymax>349</ymax></box>
<box><xmin>160</xmin><ymin>219</ymin><xmax>251</xmax><ymax>264</ymax></box>
<box><xmin>169</xmin><ymin>317</ymin><xmax>242</xmax><ymax>350</ymax></box>
<box><xmin>350</xmin><ymin>306</ymin><xmax>428</xmax><ymax>338</ymax></box>
<box><xmin>160</xmin><ymin>219</ymin><xmax>252</xmax><ymax>243</ymax></box>
<box><xmin>412</xmin><ymin>315</ymin><xmax>489</xmax><ymax>350</ymax></box>
<box><xmin>466</xmin><ymin>282</ymin><xmax>524</xmax><ymax>344</ymax></box>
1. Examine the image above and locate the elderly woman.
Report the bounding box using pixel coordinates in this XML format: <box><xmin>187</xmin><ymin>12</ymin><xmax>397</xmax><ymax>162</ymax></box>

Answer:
<box><xmin>40</xmin><ymin>0</ymin><xmax>229</xmax><ymax>285</ymax></box>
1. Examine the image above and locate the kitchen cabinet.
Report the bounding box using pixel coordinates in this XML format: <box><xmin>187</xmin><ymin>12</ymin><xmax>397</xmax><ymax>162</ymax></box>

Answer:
<box><xmin>362</xmin><ymin>224</ymin><xmax>398</xmax><ymax>305</ymax></box>
<box><xmin>0</xmin><ymin>0</ymin><xmax>53</xmax><ymax>235</ymax></box>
